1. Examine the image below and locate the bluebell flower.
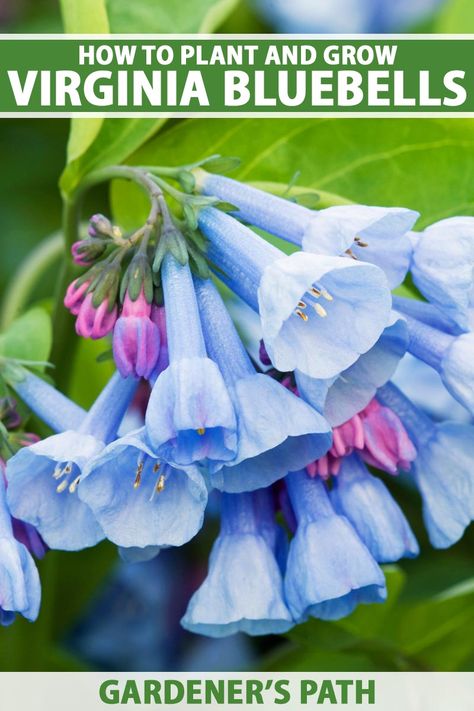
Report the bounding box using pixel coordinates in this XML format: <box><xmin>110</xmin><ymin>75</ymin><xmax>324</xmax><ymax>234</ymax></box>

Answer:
<box><xmin>6</xmin><ymin>372</ymin><xmax>137</xmax><ymax>551</ymax></box>
<box><xmin>392</xmin><ymin>295</ymin><xmax>462</xmax><ymax>336</ymax></box>
<box><xmin>284</xmin><ymin>470</ymin><xmax>386</xmax><ymax>622</ymax></box>
<box><xmin>295</xmin><ymin>313</ymin><xmax>408</xmax><ymax>426</ymax></box>
<box><xmin>145</xmin><ymin>254</ymin><xmax>237</xmax><ymax>467</ymax></box>
<box><xmin>198</xmin><ymin>207</ymin><xmax>392</xmax><ymax>379</ymax></box>
<box><xmin>78</xmin><ymin>427</ymin><xmax>207</xmax><ymax>550</ymax></box>
<box><xmin>397</xmin><ymin>311</ymin><xmax>474</xmax><ymax>415</ymax></box>
<box><xmin>378</xmin><ymin>382</ymin><xmax>474</xmax><ymax>548</ymax></box>
<box><xmin>196</xmin><ymin>172</ymin><xmax>418</xmax><ymax>288</ymax></box>
<box><xmin>0</xmin><ymin>473</ymin><xmax>41</xmax><ymax>625</ymax></box>
<box><xmin>181</xmin><ymin>490</ymin><xmax>293</xmax><ymax>637</ymax></box>
<box><xmin>254</xmin><ymin>0</ymin><xmax>444</xmax><ymax>33</ymax></box>
<box><xmin>330</xmin><ymin>454</ymin><xmax>419</xmax><ymax>563</ymax></box>
<box><xmin>194</xmin><ymin>277</ymin><xmax>332</xmax><ymax>492</ymax></box>
<box><xmin>411</xmin><ymin>217</ymin><xmax>474</xmax><ymax>331</ymax></box>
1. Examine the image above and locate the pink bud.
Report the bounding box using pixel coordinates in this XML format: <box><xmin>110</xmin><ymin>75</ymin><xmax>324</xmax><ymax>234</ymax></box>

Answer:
<box><xmin>71</xmin><ymin>241</ymin><xmax>92</xmax><ymax>266</ymax></box>
<box><xmin>75</xmin><ymin>293</ymin><xmax>118</xmax><ymax>339</ymax></box>
<box><xmin>112</xmin><ymin>294</ymin><xmax>160</xmax><ymax>379</ymax></box>
<box><xmin>150</xmin><ymin>305</ymin><xmax>169</xmax><ymax>380</ymax></box>
<box><xmin>122</xmin><ymin>289</ymin><xmax>151</xmax><ymax>319</ymax></box>
<box><xmin>359</xmin><ymin>400</ymin><xmax>417</xmax><ymax>474</ymax></box>
<box><xmin>64</xmin><ymin>279</ymin><xmax>90</xmax><ymax>315</ymax></box>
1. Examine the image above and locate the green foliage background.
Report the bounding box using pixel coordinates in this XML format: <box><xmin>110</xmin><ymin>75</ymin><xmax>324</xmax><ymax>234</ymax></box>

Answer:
<box><xmin>0</xmin><ymin>0</ymin><xmax>473</xmax><ymax>673</ymax></box>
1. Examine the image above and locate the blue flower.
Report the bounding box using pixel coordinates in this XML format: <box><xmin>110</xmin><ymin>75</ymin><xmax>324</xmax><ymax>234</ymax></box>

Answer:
<box><xmin>145</xmin><ymin>254</ymin><xmax>237</xmax><ymax>467</ymax></box>
<box><xmin>0</xmin><ymin>474</ymin><xmax>41</xmax><ymax>625</ymax></box>
<box><xmin>398</xmin><ymin>311</ymin><xmax>474</xmax><ymax>415</ymax></box>
<box><xmin>78</xmin><ymin>427</ymin><xmax>208</xmax><ymax>550</ymax></box>
<box><xmin>296</xmin><ymin>313</ymin><xmax>408</xmax><ymax>426</ymax></box>
<box><xmin>254</xmin><ymin>0</ymin><xmax>444</xmax><ymax>33</ymax></box>
<box><xmin>198</xmin><ymin>207</ymin><xmax>392</xmax><ymax>379</ymax></box>
<box><xmin>378</xmin><ymin>382</ymin><xmax>474</xmax><ymax>548</ymax></box>
<box><xmin>411</xmin><ymin>217</ymin><xmax>474</xmax><ymax>331</ymax></box>
<box><xmin>194</xmin><ymin>277</ymin><xmax>332</xmax><ymax>492</ymax></box>
<box><xmin>392</xmin><ymin>295</ymin><xmax>462</xmax><ymax>336</ymax></box>
<box><xmin>284</xmin><ymin>471</ymin><xmax>386</xmax><ymax>622</ymax></box>
<box><xmin>330</xmin><ymin>454</ymin><xmax>419</xmax><ymax>563</ymax></box>
<box><xmin>8</xmin><ymin>368</ymin><xmax>86</xmax><ymax>432</ymax></box>
<box><xmin>196</xmin><ymin>173</ymin><xmax>418</xmax><ymax>288</ymax></box>
<box><xmin>6</xmin><ymin>372</ymin><xmax>137</xmax><ymax>551</ymax></box>
<box><xmin>181</xmin><ymin>491</ymin><xmax>293</xmax><ymax>637</ymax></box>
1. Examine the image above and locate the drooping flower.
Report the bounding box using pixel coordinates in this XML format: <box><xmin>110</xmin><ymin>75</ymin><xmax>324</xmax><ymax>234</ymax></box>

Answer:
<box><xmin>196</xmin><ymin>172</ymin><xmax>418</xmax><ymax>288</ymax></box>
<box><xmin>397</xmin><ymin>311</ymin><xmax>474</xmax><ymax>415</ymax></box>
<box><xmin>113</xmin><ymin>289</ymin><xmax>161</xmax><ymax>379</ymax></box>
<box><xmin>145</xmin><ymin>253</ymin><xmax>237</xmax><ymax>467</ymax></box>
<box><xmin>198</xmin><ymin>207</ymin><xmax>392</xmax><ymax>379</ymax></box>
<box><xmin>6</xmin><ymin>372</ymin><xmax>137</xmax><ymax>550</ymax></box>
<box><xmin>330</xmin><ymin>454</ymin><xmax>419</xmax><ymax>563</ymax></box>
<box><xmin>378</xmin><ymin>381</ymin><xmax>474</xmax><ymax>548</ymax></box>
<box><xmin>194</xmin><ymin>277</ymin><xmax>332</xmax><ymax>492</ymax></box>
<box><xmin>78</xmin><ymin>427</ymin><xmax>208</xmax><ymax>551</ymax></box>
<box><xmin>295</xmin><ymin>312</ymin><xmax>408</xmax><ymax>426</ymax></box>
<box><xmin>181</xmin><ymin>490</ymin><xmax>293</xmax><ymax>637</ymax></box>
<box><xmin>0</xmin><ymin>472</ymin><xmax>41</xmax><ymax>626</ymax></box>
<box><xmin>410</xmin><ymin>217</ymin><xmax>474</xmax><ymax>331</ymax></box>
<box><xmin>284</xmin><ymin>471</ymin><xmax>386</xmax><ymax>621</ymax></box>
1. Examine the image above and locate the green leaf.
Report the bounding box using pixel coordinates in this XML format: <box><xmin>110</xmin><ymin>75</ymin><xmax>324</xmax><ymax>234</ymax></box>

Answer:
<box><xmin>60</xmin><ymin>0</ymin><xmax>240</xmax><ymax>197</ymax></box>
<box><xmin>436</xmin><ymin>0</ymin><xmax>474</xmax><ymax>32</ymax></box>
<box><xmin>68</xmin><ymin>336</ymin><xmax>115</xmax><ymax>409</ymax></box>
<box><xmin>0</xmin><ymin>307</ymin><xmax>52</xmax><ymax>366</ymax></box>
<box><xmin>59</xmin><ymin>0</ymin><xmax>110</xmax><ymax>165</ymax></box>
<box><xmin>112</xmin><ymin>118</ymin><xmax>474</xmax><ymax>229</ymax></box>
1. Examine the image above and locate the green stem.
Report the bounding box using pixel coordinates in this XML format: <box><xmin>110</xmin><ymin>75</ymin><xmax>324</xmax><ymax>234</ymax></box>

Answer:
<box><xmin>0</xmin><ymin>232</ymin><xmax>64</xmax><ymax>331</ymax></box>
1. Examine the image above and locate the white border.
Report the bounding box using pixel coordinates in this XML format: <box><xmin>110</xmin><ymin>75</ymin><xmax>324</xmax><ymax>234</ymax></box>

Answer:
<box><xmin>0</xmin><ymin>33</ymin><xmax>473</xmax><ymax>118</ymax></box>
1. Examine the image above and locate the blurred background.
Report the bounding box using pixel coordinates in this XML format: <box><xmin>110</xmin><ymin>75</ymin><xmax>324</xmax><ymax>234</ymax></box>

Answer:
<box><xmin>0</xmin><ymin>0</ymin><xmax>473</xmax><ymax>674</ymax></box>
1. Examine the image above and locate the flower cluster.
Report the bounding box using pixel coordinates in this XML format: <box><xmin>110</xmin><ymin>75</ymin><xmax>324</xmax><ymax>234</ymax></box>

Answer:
<box><xmin>3</xmin><ymin>160</ymin><xmax>473</xmax><ymax>636</ymax></box>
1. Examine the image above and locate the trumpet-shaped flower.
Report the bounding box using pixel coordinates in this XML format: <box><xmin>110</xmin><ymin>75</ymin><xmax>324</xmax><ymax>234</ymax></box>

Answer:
<box><xmin>198</xmin><ymin>207</ymin><xmax>392</xmax><ymax>379</ymax></box>
<box><xmin>194</xmin><ymin>278</ymin><xmax>332</xmax><ymax>492</ymax></box>
<box><xmin>0</xmin><ymin>474</ymin><xmax>41</xmax><ymax>625</ymax></box>
<box><xmin>145</xmin><ymin>254</ymin><xmax>237</xmax><ymax>467</ymax></box>
<box><xmin>181</xmin><ymin>490</ymin><xmax>293</xmax><ymax>637</ymax></box>
<box><xmin>197</xmin><ymin>172</ymin><xmax>418</xmax><ymax>288</ymax></box>
<box><xmin>378</xmin><ymin>382</ymin><xmax>474</xmax><ymax>548</ymax></box>
<box><xmin>411</xmin><ymin>217</ymin><xmax>474</xmax><ymax>331</ymax></box>
<box><xmin>6</xmin><ymin>372</ymin><xmax>137</xmax><ymax>550</ymax></box>
<box><xmin>79</xmin><ymin>427</ymin><xmax>207</xmax><ymax>550</ymax></box>
<box><xmin>113</xmin><ymin>289</ymin><xmax>161</xmax><ymax>379</ymax></box>
<box><xmin>398</xmin><ymin>312</ymin><xmax>474</xmax><ymax>415</ymax></box>
<box><xmin>284</xmin><ymin>471</ymin><xmax>386</xmax><ymax>621</ymax></box>
<box><xmin>295</xmin><ymin>313</ymin><xmax>408</xmax><ymax>426</ymax></box>
<box><xmin>330</xmin><ymin>455</ymin><xmax>419</xmax><ymax>563</ymax></box>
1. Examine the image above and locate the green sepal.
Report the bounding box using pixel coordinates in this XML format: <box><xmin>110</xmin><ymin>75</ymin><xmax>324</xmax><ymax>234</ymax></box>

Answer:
<box><xmin>153</xmin><ymin>226</ymin><xmax>189</xmax><ymax>272</ymax></box>
<box><xmin>153</xmin><ymin>284</ymin><xmax>164</xmax><ymax>307</ymax></box>
<box><xmin>96</xmin><ymin>348</ymin><xmax>114</xmax><ymax>363</ymax></box>
<box><xmin>177</xmin><ymin>170</ymin><xmax>196</xmax><ymax>193</ymax></box>
<box><xmin>120</xmin><ymin>253</ymin><xmax>154</xmax><ymax>303</ymax></box>
<box><xmin>183</xmin><ymin>202</ymin><xmax>198</xmax><ymax>231</ymax></box>
<box><xmin>292</xmin><ymin>192</ymin><xmax>321</xmax><ymax>209</ymax></box>
<box><xmin>91</xmin><ymin>263</ymin><xmax>120</xmax><ymax>310</ymax></box>
<box><xmin>202</xmin><ymin>155</ymin><xmax>242</xmax><ymax>174</ymax></box>
<box><xmin>187</xmin><ymin>243</ymin><xmax>211</xmax><ymax>279</ymax></box>
<box><xmin>215</xmin><ymin>201</ymin><xmax>239</xmax><ymax>213</ymax></box>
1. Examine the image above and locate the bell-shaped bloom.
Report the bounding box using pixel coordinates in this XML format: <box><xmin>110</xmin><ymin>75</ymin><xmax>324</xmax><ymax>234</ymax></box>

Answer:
<box><xmin>411</xmin><ymin>217</ymin><xmax>474</xmax><ymax>331</ymax></box>
<box><xmin>79</xmin><ymin>427</ymin><xmax>207</xmax><ymax>550</ymax></box>
<box><xmin>399</xmin><ymin>312</ymin><xmax>474</xmax><ymax>415</ymax></box>
<box><xmin>113</xmin><ymin>289</ymin><xmax>161</xmax><ymax>379</ymax></box>
<box><xmin>330</xmin><ymin>455</ymin><xmax>419</xmax><ymax>563</ymax></box>
<box><xmin>197</xmin><ymin>172</ymin><xmax>417</xmax><ymax>288</ymax></box>
<box><xmin>194</xmin><ymin>278</ymin><xmax>332</xmax><ymax>492</ymax></box>
<box><xmin>0</xmin><ymin>474</ymin><xmax>41</xmax><ymax>626</ymax></box>
<box><xmin>145</xmin><ymin>254</ymin><xmax>237</xmax><ymax>467</ymax></box>
<box><xmin>295</xmin><ymin>313</ymin><xmax>408</xmax><ymax>426</ymax></box>
<box><xmin>198</xmin><ymin>207</ymin><xmax>391</xmax><ymax>379</ymax></box>
<box><xmin>181</xmin><ymin>490</ymin><xmax>293</xmax><ymax>637</ymax></box>
<box><xmin>378</xmin><ymin>382</ymin><xmax>474</xmax><ymax>548</ymax></box>
<box><xmin>284</xmin><ymin>471</ymin><xmax>386</xmax><ymax>622</ymax></box>
<box><xmin>6</xmin><ymin>372</ymin><xmax>137</xmax><ymax>551</ymax></box>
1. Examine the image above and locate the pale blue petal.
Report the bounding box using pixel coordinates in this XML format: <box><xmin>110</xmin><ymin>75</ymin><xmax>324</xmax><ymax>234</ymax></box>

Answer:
<box><xmin>6</xmin><ymin>433</ymin><xmax>105</xmax><ymax>551</ymax></box>
<box><xmin>79</xmin><ymin>428</ymin><xmax>208</xmax><ymax>548</ymax></box>
<box><xmin>145</xmin><ymin>358</ymin><xmax>237</xmax><ymax>467</ymax></box>
<box><xmin>209</xmin><ymin>374</ymin><xmax>331</xmax><ymax>492</ymax></box>
<box><xmin>411</xmin><ymin>217</ymin><xmax>474</xmax><ymax>331</ymax></box>
<box><xmin>259</xmin><ymin>251</ymin><xmax>392</xmax><ymax>379</ymax></box>
<box><xmin>331</xmin><ymin>455</ymin><xmax>419</xmax><ymax>562</ymax></box>
<box><xmin>442</xmin><ymin>333</ymin><xmax>474</xmax><ymax>416</ymax></box>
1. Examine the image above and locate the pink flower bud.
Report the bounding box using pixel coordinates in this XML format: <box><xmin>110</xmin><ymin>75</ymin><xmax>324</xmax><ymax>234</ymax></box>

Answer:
<box><xmin>64</xmin><ymin>279</ymin><xmax>90</xmax><ymax>315</ymax></box>
<box><xmin>112</xmin><ymin>291</ymin><xmax>160</xmax><ymax>379</ymax></box>
<box><xmin>359</xmin><ymin>400</ymin><xmax>417</xmax><ymax>474</ymax></box>
<box><xmin>75</xmin><ymin>292</ymin><xmax>118</xmax><ymax>339</ymax></box>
